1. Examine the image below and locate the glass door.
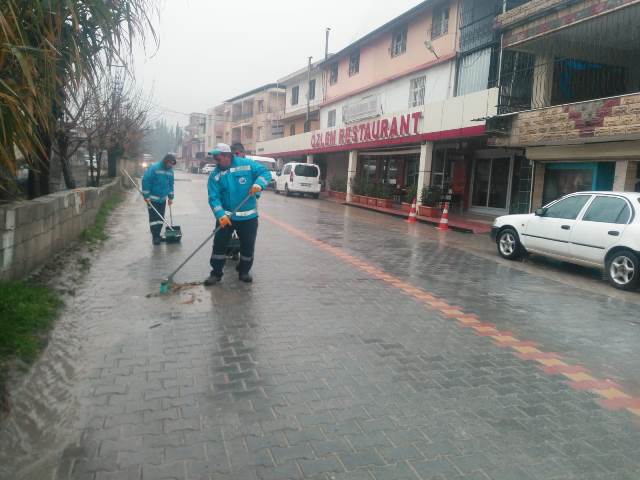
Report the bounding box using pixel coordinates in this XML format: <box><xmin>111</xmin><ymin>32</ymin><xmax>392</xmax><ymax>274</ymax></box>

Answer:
<box><xmin>471</xmin><ymin>154</ymin><xmax>513</xmax><ymax>214</ymax></box>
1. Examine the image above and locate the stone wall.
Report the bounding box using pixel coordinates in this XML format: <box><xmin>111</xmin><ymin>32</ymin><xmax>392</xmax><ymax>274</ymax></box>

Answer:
<box><xmin>497</xmin><ymin>0</ymin><xmax>640</xmax><ymax>47</ymax></box>
<box><xmin>0</xmin><ymin>178</ymin><xmax>126</xmax><ymax>281</ymax></box>
<box><xmin>493</xmin><ymin>93</ymin><xmax>640</xmax><ymax>147</ymax></box>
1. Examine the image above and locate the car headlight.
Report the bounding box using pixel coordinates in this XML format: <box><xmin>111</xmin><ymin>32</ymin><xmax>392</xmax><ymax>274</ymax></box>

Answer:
<box><xmin>141</xmin><ymin>162</ymin><xmax>148</xmax><ymax>168</ymax></box>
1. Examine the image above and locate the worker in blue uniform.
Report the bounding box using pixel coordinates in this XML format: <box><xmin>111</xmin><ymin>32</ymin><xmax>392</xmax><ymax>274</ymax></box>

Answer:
<box><xmin>205</xmin><ymin>143</ymin><xmax>271</xmax><ymax>284</ymax></box>
<box><xmin>141</xmin><ymin>153</ymin><xmax>176</xmax><ymax>245</ymax></box>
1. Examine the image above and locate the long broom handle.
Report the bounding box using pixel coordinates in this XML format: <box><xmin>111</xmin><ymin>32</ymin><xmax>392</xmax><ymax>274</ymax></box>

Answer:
<box><xmin>121</xmin><ymin>169</ymin><xmax>174</xmax><ymax>231</ymax></box>
<box><xmin>166</xmin><ymin>194</ymin><xmax>253</xmax><ymax>282</ymax></box>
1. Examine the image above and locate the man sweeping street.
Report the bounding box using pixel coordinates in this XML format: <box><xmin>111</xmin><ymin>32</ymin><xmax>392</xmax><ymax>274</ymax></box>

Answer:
<box><xmin>142</xmin><ymin>153</ymin><xmax>176</xmax><ymax>245</ymax></box>
<box><xmin>205</xmin><ymin>143</ymin><xmax>271</xmax><ymax>285</ymax></box>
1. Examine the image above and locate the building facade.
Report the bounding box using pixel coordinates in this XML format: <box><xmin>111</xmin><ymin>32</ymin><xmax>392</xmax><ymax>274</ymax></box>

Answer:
<box><xmin>183</xmin><ymin>112</ymin><xmax>206</xmax><ymax>172</ymax></box>
<box><xmin>258</xmin><ymin>0</ymin><xmax>509</xmax><ymax>217</ymax></box>
<box><xmin>488</xmin><ymin>0</ymin><xmax>640</xmax><ymax>208</ymax></box>
<box><xmin>279</xmin><ymin>60</ymin><xmax>325</xmax><ymax>138</ymax></box>
<box><xmin>205</xmin><ymin>84</ymin><xmax>286</xmax><ymax>156</ymax></box>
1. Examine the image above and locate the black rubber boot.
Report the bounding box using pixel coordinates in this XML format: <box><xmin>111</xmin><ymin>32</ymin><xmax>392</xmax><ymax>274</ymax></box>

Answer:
<box><xmin>239</xmin><ymin>273</ymin><xmax>253</xmax><ymax>283</ymax></box>
<box><xmin>152</xmin><ymin>236</ymin><xmax>162</xmax><ymax>245</ymax></box>
<box><xmin>204</xmin><ymin>274</ymin><xmax>222</xmax><ymax>286</ymax></box>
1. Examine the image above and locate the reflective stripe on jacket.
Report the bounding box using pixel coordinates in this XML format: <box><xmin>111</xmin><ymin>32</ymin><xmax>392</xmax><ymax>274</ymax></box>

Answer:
<box><xmin>208</xmin><ymin>156</ymin><xmax>271</xmax><ymax>222</ymax></box>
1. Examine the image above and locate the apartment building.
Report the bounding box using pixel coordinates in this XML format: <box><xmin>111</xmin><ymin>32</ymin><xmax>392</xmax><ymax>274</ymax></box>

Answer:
<box><xmin>183</xmin><ymin>112</ymin><xmax>206</xmax><ymax>172</ymax></box>
<box><xmin>205</xmin><ymin>84</ymin><xmax>286</xmax><ymax>156</ymax></box>
<box><xmin>279</xmin><ymin>59</ymin><xmax>325</xmax><ymax>138</ymax></box>
<box><xmin>489</xmin><ymin>0</ymin><xmax>640</xmax><ymax>208</ymax></box>
<box><xmin>257</xmin><ymin>0</ymin><xmax>501</xmax><ymax>217</ymax></box>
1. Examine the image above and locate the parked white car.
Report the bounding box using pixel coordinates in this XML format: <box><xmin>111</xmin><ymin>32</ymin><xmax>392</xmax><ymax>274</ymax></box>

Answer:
<box><xmin>202</xmin><ymin>163</ymin><xmax>215</xmax><ymax>175</ymax></box>
<box><xmin>247</xmin><ymin>155</ymin><xmax>277</xmax><ymax>189</ymax></box>
<box><xmin>275</xmin><ymin>162</ymin><xmax>321</xmax><ymax>198</ymax></box>
<box><xmin>491</xmin><ymin>192</ymin><xmax>640</xmax><ymax>290</ymax></box>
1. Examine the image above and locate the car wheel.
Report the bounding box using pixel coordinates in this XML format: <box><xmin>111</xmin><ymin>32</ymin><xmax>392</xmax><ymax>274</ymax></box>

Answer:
<box><xmin>606</xmin><ymin>250</ymin><xmax>640</xmax><ymax>290</ymax></box>
<box><xmin>496</xmin><ymin>228</ymin><xmax>523</xmax><ymax>260</ymax></box>
<box><xmin>285</xmin><ymin>184</ymin><xmax>291</xmax><ymax>197</ymax></box>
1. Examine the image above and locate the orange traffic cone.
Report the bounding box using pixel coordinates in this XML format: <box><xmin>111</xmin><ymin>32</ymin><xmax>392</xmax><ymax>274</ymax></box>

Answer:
<box><xmin>438</xmin><ymin>201</ymin><xmax>449</xmax><ymax>231</ymax></box>
<box><xmin>407</xmin><ymin>198</ymin><xmax>417</xmax><ymax>224</ymax></box>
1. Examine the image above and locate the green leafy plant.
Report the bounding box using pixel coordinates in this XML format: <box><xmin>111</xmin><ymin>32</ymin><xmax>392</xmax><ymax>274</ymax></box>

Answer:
<box><xmin>329</xmin><ymin>176</ymin><xmax>347</xmax><ymax>193</ymax></box>
<box><xmin>405</xmin><ymin>184</ymin><xmax>418</xmax><ymax>203</ymax></box>
<box><xmin>81</xmin><ymin>194</ymin><xmax>123</xmax><ymax>244</ymax></box>
<box><xmin>421</xmin><ymin>186</ymin><xmax>442</xmax><ymax>207</ymax></box>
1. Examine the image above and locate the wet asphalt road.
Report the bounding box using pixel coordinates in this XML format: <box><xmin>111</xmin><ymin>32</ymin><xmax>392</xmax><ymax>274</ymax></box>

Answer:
<box><xmin>0</xmin><ymin>171</ymin><xmax>639</xmax><ymax>480</ymax></box>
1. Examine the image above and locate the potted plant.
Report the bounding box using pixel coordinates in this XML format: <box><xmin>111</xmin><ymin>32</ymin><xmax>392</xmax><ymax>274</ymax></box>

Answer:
<box><xmin>376</xmin><ymin>183</ymin><xmax>394</xmax><ymax>209</ymax></box>
<box><xmin>350</xmin><ymin>177</ymin><xmax>365</xmax><ymax>204</ymax></box>
<box><xmin>329</xmin><ymin>177</ymin><xmax>347</xmax><ymax>201</ymax></box>
<box><xmin>366</xmin><ymin>182</ymin><xmax>379</xmax><ymax>206</ymax></box>
<box><xmin>418</xmin><ymin>186</ymin><xmax>442</xmax><ymax>218</ymax></box>
<box><xmin>401</xmin><ymin>184</ymin><xmax>418</xmax><ymax>212</ymax></box>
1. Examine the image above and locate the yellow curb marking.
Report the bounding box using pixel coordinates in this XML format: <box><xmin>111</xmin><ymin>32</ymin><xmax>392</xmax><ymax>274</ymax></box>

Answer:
<box><xmin>594</xmin><ymin>388</ymin><xmax>632</xmax><ymax>400</ymax></box>
<box><xmin>511</xmin><ymin>346</ymin><xmax>540</xmax><ymax>354</ymax></box>
<box><xmin>563</xmin><ymin>372</ymin><xmax>596</xmax><ymax>383</ymax></box>
<box><xmin>536</xmin><ymin>358</ymin><xmax>567</xmax><ymax>367</ymax></box>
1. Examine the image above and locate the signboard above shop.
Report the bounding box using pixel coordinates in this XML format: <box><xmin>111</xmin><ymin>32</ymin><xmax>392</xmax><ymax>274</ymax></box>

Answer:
<box><xmin>311</xmin><ymin>112</ymin><xmax>423</xmax><ymax>149</ymax></box>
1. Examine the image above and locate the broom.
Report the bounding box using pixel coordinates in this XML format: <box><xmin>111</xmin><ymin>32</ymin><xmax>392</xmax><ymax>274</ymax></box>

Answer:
<box><xmin>159</xmin><ymin>194</ymin><xmax>253</xmax><ymax>295</ymax></box>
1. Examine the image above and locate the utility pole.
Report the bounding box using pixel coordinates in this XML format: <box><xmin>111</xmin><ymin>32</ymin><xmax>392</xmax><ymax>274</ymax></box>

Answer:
<box><xmin>325</xmin><ymin>28</ymin><xmax>331</xmax><ymax>60</ymax></box>
<box><xmin>305</xmin><ymin>56</ymin><xmax>312</xmax><ymax>132</ymax></box>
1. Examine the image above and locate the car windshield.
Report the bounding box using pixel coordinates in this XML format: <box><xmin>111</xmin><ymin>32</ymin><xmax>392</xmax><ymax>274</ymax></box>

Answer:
<box><xmin>294</xmin><ymin>164</ymin><xmax>319</xmax><ymax>177</ymax></box>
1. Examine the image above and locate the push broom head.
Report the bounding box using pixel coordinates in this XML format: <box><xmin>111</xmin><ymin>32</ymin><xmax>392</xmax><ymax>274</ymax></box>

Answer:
<box><xmin>159</xmin><ymin>278</ymin><xmax>172</xmax><ymax>295</ymax></box>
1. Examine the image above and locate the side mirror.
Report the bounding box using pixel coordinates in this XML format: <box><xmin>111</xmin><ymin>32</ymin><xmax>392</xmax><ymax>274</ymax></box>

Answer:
<box><xmin>535</xmin><ymin>208</ymin><xmax>547</xmax><ymax>217</ymax></box>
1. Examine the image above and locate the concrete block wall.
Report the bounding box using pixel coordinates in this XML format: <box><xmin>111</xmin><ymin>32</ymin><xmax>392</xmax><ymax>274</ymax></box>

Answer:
<box><xmin>0</xmin><ymin>178</ymin><xmax>124</xmax><ymax>281</ymax></box>
<box><xmin>494</xmin><ymin>93</ymin><xmax>640</xmax><ymax>147</ymax></box>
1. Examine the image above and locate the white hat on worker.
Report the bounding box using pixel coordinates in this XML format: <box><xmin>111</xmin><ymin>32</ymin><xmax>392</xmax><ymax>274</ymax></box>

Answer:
<box><xmin>209</xmin><ymin>143</ymin><xmax>231</xmax><ymax>155</ymax></box>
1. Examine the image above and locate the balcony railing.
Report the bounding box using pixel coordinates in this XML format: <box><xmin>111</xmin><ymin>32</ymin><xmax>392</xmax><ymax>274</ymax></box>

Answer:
<box><xmin>498</xmin><ymin>54</ymin><xmax>634</xmax><ymax>115</ymax></box>
<box><xmin>232</xmin><ymin>112</ymin><xmax>254</xmax><ymax>122</ymax></box>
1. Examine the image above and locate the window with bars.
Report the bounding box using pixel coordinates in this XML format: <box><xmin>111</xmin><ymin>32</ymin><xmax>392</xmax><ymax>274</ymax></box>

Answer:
<box><xmin>349</xmin><ymin>51</ymin><xmax>360</xmax><ymax>76</ymax></box>
<box><xmin>409</xmin><ymin>76</ymin><xmax>426</xmax><ymax>107</ymax></box>
<box><xmin>329</xmin><ymin>63</ymin><xmax>339</xmax><ymax>85</ymax></box>
<box><xmin>431</xmin><ymin>4</ymin><xmax>449</xmax><ymax>39</ymax></box>
<box><xmin>391</xmin><ymin>27</ymin><xmax>407</xmax><ymax>57</ymax></box>
<box><xmin>291</xmin><ymin>86</ymin><xmax>299</xmax><ymax>105</ymax></box>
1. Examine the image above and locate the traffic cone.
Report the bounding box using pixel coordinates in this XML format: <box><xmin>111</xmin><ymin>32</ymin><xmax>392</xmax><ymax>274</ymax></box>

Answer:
<box><xmin>438</xmin><ymin>201</ymin><xmax>449</xmax><ymax>231</ymax></box>
<box><xmin>407</xmin><ymin>198</ymin><xmax>417</xmax><ymax>224</ymax></box>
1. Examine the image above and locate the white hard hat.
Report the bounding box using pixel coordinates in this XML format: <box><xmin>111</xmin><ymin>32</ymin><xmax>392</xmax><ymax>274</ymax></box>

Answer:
<box><xmin>209</xmin><ymin>143</ymin><xmax>231</xmax><ymax>155</ymax></box>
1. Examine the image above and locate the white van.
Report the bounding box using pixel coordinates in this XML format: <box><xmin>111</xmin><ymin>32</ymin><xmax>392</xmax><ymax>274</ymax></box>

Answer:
<box><xmin>275</xmin><ymin>162</ymin><xmax>321</xmax><ymax>198</ymax></box>
<box><xmin>247</xmin><ymin>155</ymin><xmax>277</xmax><ymax>189</ymax></box>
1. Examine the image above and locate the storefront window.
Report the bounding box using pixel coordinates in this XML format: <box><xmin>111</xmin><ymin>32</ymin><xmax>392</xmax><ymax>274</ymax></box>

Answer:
<box><xmin>431</xmin><ymin>149</ymin><xmax>453</xmax><ymax>190</ymax></box>
<box><xmin>471</xmin><ymin>157</ymin><xmax>511</xmax><ymax>211</ymax></box>
<box><xmin>542</xmin><ymin>167</ymin><xmax>593</xmax><ymax>205</ymax></box>
<box><xmin>361</xmin><ymin>159</ymin><xmax>377</xmax><ymax>180</ymax></box>
<box><xmin>406</xmin><ymin>159</ymin><xmax>419</xmax><ymax>186</ymax></box>
<box><xmin>382</xmin><ymin>158</ymin><xmax>398</xmax><ymax>185</ymax></box>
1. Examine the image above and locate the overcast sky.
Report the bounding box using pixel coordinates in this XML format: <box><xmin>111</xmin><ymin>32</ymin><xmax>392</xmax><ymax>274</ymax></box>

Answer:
<box><xmin>134</xmin><ymin>0</ymin><xmax>421</xmax><ymax>126</ymax></box>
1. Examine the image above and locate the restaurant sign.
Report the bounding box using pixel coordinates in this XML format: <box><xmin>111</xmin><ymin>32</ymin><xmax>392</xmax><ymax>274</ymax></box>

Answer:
<box><xmin>311</xmin><ymin>112</ymin><xmax>422</xmax><ymax>149</ymax></box>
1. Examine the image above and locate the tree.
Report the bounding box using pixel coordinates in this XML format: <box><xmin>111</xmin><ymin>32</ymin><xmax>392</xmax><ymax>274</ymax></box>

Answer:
<box><xmin>0</xmin><ymin>0</ymin><xmax>157</xmax><ymax>197</ymax></box>
<box><xmin>82</xmin><ymin>75</ymin><xmax>151</xmax><ymax>187</ymax></box>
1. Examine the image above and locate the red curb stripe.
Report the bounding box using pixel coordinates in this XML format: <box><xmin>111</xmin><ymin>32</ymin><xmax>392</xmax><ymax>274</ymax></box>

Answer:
<box><xmin>599</xmin><ymin>397</ymin><xmax>640</xmax><ymax>411</ymax></box>
<box><xmin>263</xmin><ymin>214</ymin><xmax>640</xmax><ymax>418</ymax></box>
